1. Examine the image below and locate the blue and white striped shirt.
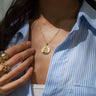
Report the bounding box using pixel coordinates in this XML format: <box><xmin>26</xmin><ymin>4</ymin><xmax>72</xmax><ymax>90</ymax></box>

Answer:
<box><xmin>7</xmin><ymin>1</ymin><xmax>96</xmax><ymax>96</ymax></box>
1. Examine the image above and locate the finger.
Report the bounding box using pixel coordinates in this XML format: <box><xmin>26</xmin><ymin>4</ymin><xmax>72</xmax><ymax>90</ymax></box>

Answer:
<box><xmin>0</xmin><ymin>64</ymin><xmax>5</xmax><ymax>77</ymax></box>
<box><xmin>7</xmin><ymin>47</ymin><xmax>35</xmax><ymax>68</ymax></box>
<box><xmin>0</xmin><ymin>47</ymin><xmax>34</xmax><ymax>77</ymax></box>
<box><xmin>0</xmin><ymin>56</ymin><xmax>33</xmax><ymax>86</ymax></box>
<box><xmin>5</xmin><ymin>41</ymin><xmax>32</xmax><ymax>59</ymax></box>
<box><xmin>0</xmin><ymin>67</ymin><xmax>33</xmax><ymax>95</ymax></box>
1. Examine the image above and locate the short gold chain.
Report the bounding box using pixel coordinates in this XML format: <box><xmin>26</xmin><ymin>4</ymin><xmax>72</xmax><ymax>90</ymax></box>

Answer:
<box><xmin>41</xmin><ymin>29</ymin><xmax>61</xmax><ymax>45</ymax></box>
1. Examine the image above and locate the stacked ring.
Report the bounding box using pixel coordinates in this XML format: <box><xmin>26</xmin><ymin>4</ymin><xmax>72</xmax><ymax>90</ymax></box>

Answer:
<box><xmin>0</xmin><ymin>50</ymin><xmax>11</xmax><ymax>73</ymax></box>
<box><xmin>1</xmin><ymin>61</ymin><xmax>11</xmax><ymax>73</ymax></box>
<box><xmin>0</xmin><ymin>51</ymin><xmax>8</xmax><ymax>62</ymax></box>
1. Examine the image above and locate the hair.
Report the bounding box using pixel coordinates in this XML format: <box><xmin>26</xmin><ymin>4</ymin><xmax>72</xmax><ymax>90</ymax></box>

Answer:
<box><xmin>0</xmin><ymin>0</ymin><xmax>95</xmax><ymax>51</ymax></box>
<box><xmin>0</xmin><ymin>0</ymin><xmax>40</xmax><ymax>51</ymax></box>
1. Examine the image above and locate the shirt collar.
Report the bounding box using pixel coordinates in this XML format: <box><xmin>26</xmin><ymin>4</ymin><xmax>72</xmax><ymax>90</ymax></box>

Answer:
<box><xmin>77</xmin><ymin>0</ymin><xmax>96</xmax><ymax>30</ymax></box>
<box><xmin>16</xmin><ymin>20</ymin><xmax>29</xmax><ymax>39</ymax></box>
<box><xmin>17</xmin><ymin>0</ymin><xmax>96</xmax><ymax>39</ymax></box>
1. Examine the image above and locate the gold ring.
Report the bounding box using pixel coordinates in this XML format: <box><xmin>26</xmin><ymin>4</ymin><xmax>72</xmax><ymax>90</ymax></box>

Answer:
<box><xmin>0</xmin><ymin>51</ymin><xmax>8</xmax><ymax>62</ymax></box>
<box><xmin>1</xmin><ymin>61</ymin><xmax>11</xmax><ymax>73</ymax></box>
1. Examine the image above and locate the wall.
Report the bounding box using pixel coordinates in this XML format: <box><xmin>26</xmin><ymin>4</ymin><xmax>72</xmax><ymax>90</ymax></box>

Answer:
<box><xmin>0</xmin><ymin>0</ymin><xmax>12</xmax><ymax>21</ymax></box>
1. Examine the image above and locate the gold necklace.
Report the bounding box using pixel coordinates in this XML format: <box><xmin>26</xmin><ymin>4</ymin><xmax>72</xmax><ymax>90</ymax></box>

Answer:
<box><xmin>41</xmin><ymin>29</ymin><xmax>61</xmax><ymax>55</ymax></box>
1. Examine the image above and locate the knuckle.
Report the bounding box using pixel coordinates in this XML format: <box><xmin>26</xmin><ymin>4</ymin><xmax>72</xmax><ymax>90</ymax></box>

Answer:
<box><xmin>24</xmin><ymin>49</ymin><xmax>31</xmax><ymax>56</ymax></box>
<box><xmin>23</xmin><ymin>41</ymin><xmax>28</xmax><ymax>44</ymax></box>
<box><xmin>23</xmin><ymin>41</ymin><xmax>27</xmax><ymax>44</ymax></box>
<box><xmin>14</xmin><ymin>54</ymin><xmax>22</xmax><ymax>63</ymax></box>
<box><xmin>28</xmin><ymin>48</ymin><xmax>32</xmax><ymax>52</ymax></box>
<box><xmin>28</xmin><ymin>57</ymin><xmax>33</xmax><ymax>62</ymax></box>
<box><xmin>21</xmin><ymin>42</ymin><xmax>27</xmax><ymax>48</ymax></box>
<box><xmin>19</xmin><ymin>74</ymin><xmax>29</xmax><ymax>85</ymax></box>
<box><xmin>0</xmin><ymin>87</ymin><xmax>7</xmax><ymax>94</ymax></box>
<box><xmin>11</xmin><ymin>46</ymin><xmax>18</xmax><ymax>54</ymax></box>
<box><xmin>29</xmin><ymin>48</ymin><xmax>35</xmax><ymax>54</ymax></box>
<box><xmin>19</xmin><ymin>78</ymin><xmax>25</xmax><ymax>85</ymax></box>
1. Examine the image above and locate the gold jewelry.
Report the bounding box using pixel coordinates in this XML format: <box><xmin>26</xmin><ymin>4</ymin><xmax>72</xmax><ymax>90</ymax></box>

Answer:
<box><xmin>41</xmin><ymin>29</ymin><xmax>61</xmax><ymax>55</ymax></box>
<box><xmin>0</xmin><ymin>51</ymin><xmax>8</xmax><ymax>63</ymax></box>
<box><xmin>1</xmin><ymin>61</ymin><xmax>11</xmax><ymax>73</ymax></box>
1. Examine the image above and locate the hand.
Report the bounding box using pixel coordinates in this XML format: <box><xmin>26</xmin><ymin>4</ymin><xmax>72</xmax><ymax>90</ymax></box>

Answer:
<box><xmin>0</xmin><ymin>41</ymin><xmax>35</xmax><ymax>96</ymax></box>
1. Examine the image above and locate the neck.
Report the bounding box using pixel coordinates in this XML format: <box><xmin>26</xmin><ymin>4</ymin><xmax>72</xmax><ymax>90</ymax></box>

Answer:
<box><xmin>39</xmin><ymin>0</ymin><xmax>82</xmax><ymax>30</ymax></box>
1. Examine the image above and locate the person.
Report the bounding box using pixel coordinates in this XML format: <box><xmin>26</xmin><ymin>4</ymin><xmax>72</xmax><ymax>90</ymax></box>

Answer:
<box><xmin>0</xmin><ymin>0</ymin><xmax>96</xmax><ymax>96</ymax></box>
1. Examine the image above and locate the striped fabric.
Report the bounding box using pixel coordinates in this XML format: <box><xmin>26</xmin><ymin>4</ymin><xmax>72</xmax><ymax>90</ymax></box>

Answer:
<box><xmin>7</xmin><ymin>1</ymin><xmax>96</xmax><ymax>96</ymax></box>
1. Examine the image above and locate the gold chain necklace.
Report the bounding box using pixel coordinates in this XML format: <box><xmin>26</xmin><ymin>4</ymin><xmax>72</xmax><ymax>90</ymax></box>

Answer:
<box><xmin>41</xmin><ymin>28</ymin><xmax>61</xmax><ymax>55</ymax></box>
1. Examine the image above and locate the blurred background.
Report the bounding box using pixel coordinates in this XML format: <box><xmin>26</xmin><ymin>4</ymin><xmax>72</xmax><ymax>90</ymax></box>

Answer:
<box><xmin>0</xmin><ymin>0</ymin><xmax>12</xmax><ymax>21</ymax></box>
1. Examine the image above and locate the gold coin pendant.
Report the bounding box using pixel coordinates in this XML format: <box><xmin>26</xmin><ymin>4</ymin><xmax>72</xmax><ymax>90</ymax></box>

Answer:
<box><xmin>41</xmin><ymin>45</ymin><xmax>51</xmax><ymax>55</ymax></box>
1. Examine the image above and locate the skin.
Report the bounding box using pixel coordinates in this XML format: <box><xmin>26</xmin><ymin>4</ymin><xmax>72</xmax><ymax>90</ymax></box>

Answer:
<box><xmin>30</xmin><ymin>0</ymin><xmax>81</xmax><ymax>84</ymax></box>
<box><xmin>0</xmin><ymin>41</ymin><xmax>35</xmax><ymax>96</ymax></box>
<box><xmin>0</xmin><ymin>0</ymin><xmax>81</xmax><ymax>95</ymax></box>
<box><xmin>39</xmin><ymin>0</ymin><xmax>81</xmax><ymax>29</ymax></box>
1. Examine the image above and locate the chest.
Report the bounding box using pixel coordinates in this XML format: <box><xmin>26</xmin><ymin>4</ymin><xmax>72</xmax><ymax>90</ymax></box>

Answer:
<box><xmin>28</xmin><ymin>20</ymin><xmax>96</xmax><ymax>95</ymax></box>
<box><xmin>29</xmin><ymin>25</ymin><xmax>69</xmax><ymax>84</ymax></box>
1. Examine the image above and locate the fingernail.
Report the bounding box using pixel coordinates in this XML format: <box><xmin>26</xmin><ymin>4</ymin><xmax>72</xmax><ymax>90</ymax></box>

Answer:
<box><xmin>31</xmin><ymin>48</ymin><xmax>33</xmax><ymax>51</ymax></box>
<box><xmin>26</xmin><ymin>41</ymin><xmax>31</xmax><ymax>46</ymax></box>
<box><xmin>30</xmin><ymin>67</ymin><xmax>33</xmax><ymax>71</ymax></box>
<box><xmin>31</xmin><ymin>48</ymin><xmax>35</xmax><ymax>52</ymax></box>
